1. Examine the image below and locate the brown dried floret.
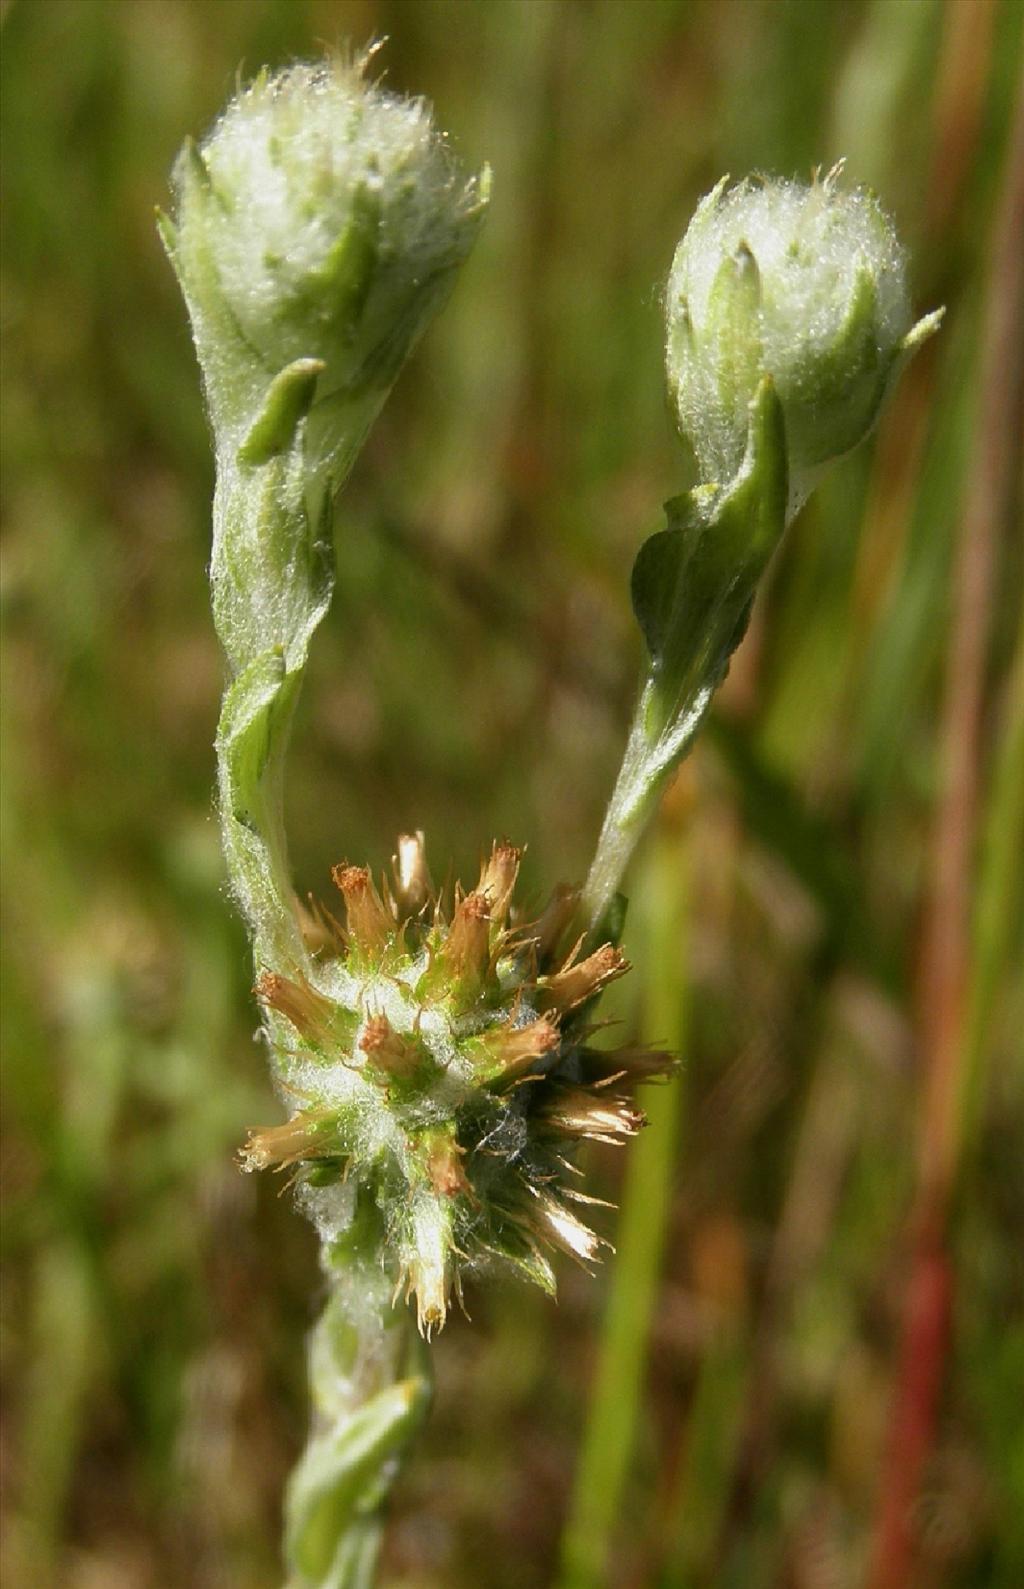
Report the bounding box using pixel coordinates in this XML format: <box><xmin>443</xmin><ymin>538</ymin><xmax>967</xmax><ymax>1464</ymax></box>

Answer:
<box><xmin>533</xmin><ymin>882</ymin><xmax>581</xmax><ymax>967</ymax></box>
<box><xmin>536</xmin><ymin>942</ymin><xmax>629</xmax><ymax>1013</ymax></box>
<box><xmin>474</xmin><ymin>1011</ymin><xmax>561</xmax><ymax>1083</ymax></box>
<box><xmin>477</xmin><ymin>840</ymin><xmax>521</xmax><ymax>925</ymax></box>
<box><xmin>359</xmin><ymin>1013</ymin><xmax>423</xmax><ymax>1082</ymax></box>
<box><xmin>240</xmin><ymin>1108</ymin><xmax>335</xmax><ymax>1172</ymax></box>
<box><xmin>424</xmin><ymin>1133</ymin><xmax>470</xmax><ymax>1199</ymax></box>
<box><xmin>332</xmin><ymin>863</ymin><xmax>394</xmax><ymax>957</ymax></box>
<box><xmin>579</xmin><ymin>1043</ymin><xmax>677</xmax><ymax>1086</ymax></box>
<box><xmin>255</xmin><ymin>970</ymin><xmax>336</xmax><ymax>1045</ymax></box>
<box><xmin>527</xmin><ymin>1189</ymin><xmax>606</xmax><ymax>1266</ymax></box>
<box><xmin>440</xmin><ymin>888</ymin><xmax>492</xmax><ymax>995</ymax></box>
<box><xmin>537</xmin><ymin>1085</ymin><xmax>645</xmax><ymax>1144</ymax></box>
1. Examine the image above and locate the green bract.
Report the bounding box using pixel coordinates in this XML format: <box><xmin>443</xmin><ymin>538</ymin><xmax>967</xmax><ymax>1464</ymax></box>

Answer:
<box><xmin>665</xmin><ymin>169</ymin><xmax>942</xmax><ymax>514</ymax></box>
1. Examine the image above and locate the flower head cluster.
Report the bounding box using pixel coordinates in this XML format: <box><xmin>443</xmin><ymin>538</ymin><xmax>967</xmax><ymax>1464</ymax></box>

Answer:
<box><xmin>243</xmin><ymin>837</ymin><xmax>672</xmax><ymax>1335</ymax></box>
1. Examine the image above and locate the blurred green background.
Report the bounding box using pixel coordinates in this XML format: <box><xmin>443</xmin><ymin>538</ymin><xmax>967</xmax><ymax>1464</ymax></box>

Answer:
<box><xmin>2</xmin><ymin>1</ymin><xmax>1022</xmax><ymax>1586</ymax></box>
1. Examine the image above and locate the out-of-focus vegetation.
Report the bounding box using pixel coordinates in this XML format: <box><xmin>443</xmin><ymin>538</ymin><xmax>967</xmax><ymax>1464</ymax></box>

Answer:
<box><xmin>2</xmin><ymin>2</ymin><xmax>1021</xmax><ymax>1586</ymax></box>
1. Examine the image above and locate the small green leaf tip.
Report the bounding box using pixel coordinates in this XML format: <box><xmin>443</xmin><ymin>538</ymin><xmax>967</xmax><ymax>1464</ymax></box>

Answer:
<box><xmin>163</xmin><ymin>51</ymin><xmax>488</xmax><ymax>475</ymax></box>
<box><xmin>237</xmin><ymin>357</ymin><xmax>326</xmax><ymax>465</ymax></box>
<box><xmin>666</xmin><ymin>164</ymin><xmax>943</xmax><ymax>516</ymax></box>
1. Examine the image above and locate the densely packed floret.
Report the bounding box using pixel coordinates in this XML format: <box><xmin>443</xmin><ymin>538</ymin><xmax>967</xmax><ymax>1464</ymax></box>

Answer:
<box><xmin>242</xmin><ymin>836</ymin><xmax>672</xmax><ymax>1334</ymax></box>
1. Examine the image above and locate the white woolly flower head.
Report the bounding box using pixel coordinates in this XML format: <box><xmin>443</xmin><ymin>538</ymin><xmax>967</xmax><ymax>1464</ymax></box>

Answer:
<box><xmin>162</xmin><ymin>54</ymin><xmax>488</xmax><ymax>459</ymax></box>
<box><xmin>666</xmin><ymin>168</ymin><xmax>942</xmax><ymax>514</ymax></box>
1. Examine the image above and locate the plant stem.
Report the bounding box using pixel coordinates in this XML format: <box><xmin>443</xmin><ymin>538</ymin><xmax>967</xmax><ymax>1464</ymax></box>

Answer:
<box><xmin>207</xmin><ymin>441</ymin><xmax>430</xmax><ymax>1587</ymax></box>
<box><xmin>584</xmin><ymin>376</ymin><xmax>788</xmax><ymax>935</ymax></box>
<box><xmin>285</xmin><ymin>1227</ymin><xmax>431</xmax><ymax>1589</ymax></box>
<box><xmin>581</xmin><ymin>686</ymin><xmax>661</xmax><ymax>933</ymax></box>
<box><xmin>582</xmin><ymin>680</ymin><xmax>710</xmax><ymax>933</ymax></box>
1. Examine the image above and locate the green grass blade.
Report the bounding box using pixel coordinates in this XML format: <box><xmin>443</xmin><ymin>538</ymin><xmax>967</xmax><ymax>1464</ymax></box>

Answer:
<box><xmin>558</xmin><ymin>811</ymin><xmax>691</xmax><ymax>1588</ymax></box>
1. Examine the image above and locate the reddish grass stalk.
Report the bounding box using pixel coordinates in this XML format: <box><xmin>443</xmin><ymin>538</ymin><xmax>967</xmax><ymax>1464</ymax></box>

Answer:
<box><xmin>867</xmin><ymin>56</ymin><xmax>1024</xmax><ymax>1589</ymax></box>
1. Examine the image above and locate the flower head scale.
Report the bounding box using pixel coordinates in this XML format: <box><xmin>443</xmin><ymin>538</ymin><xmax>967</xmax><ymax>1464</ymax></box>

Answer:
<box><xmin>242</xmin><ymin>836</ymin><xmax>674</xmax><ymax>1335</ymax></box>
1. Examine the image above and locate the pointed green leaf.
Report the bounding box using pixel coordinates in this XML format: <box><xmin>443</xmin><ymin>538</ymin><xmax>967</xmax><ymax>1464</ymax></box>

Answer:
<box><xmin>831</xmin><ymin>258</ymin><xmax>879</xmax><ymax>375</ymax></box>
<box><xmin>622</xmin><ymin>378</ymin><xmax>787</xmax><ymax>787</ymax></box>
<box><xmin>181</xmin><ymin>135</ymin><xmax>212</xmax><ymax>199</ymax></box>
<box><xmin>630</xmin><ymin>527</ymin><xmax>686</xmax><ymax>662</ymax></box>
<box><xmin>317</xmin><ymin>184</ymin><xmax>381</xmax><ymax>341</ymax></box>
<box><xmin>217</xmin><ymin>648</ymin><xmax>289</xmax><ymax>821</ymax></box>
<box><xmin>712</xmin><ymin>373</ymin><xmax>788</xmax><ymax>577</ymax></box>
<box><xmin>154</xmin><ymin>207</ymin><xmax>177</xmax><ymax>257</ymax></box>
<box><xmin>633</xmin><ymin>378</ymin><xmax>786</xmax><ymax>720</ymax></box>
<box><xmin>238</xmin><ymin>358</ymin><xmax>326</xmax><ymax>466</ymax></box>
<box><xmin>215</xmin><ymin>648</ymin><xmax>303</xmax><ymax>964</ymax></box>
<box><xmin>901</xmin><ymin>306</ymin><xmax>945</xmax><ymax>353</ymax></box>
<box><xmin>630</xmin><ymin>491</ymin><xmax>706</xmax><ymax>663</ymax></box>
<box><xmin>706</xmin><ymin>241</ymin><xmax>764</xmax><ymax>417</ymax></box>
<box><xmin>285</xmin><ymin>1376</ymin><xmax>431</xmax><ymax>1580</ymax></box>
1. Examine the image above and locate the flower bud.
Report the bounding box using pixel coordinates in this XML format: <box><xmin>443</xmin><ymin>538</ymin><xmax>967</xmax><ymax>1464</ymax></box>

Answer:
<box><xmin>665</xmin><ymin>169</ymin><xmax>942</xmax><ymax>513</ymax></box>
<box><xmin>160</xmin><ymin>55</ymin><xmax>488</xmax><ymax>479</ymax></box>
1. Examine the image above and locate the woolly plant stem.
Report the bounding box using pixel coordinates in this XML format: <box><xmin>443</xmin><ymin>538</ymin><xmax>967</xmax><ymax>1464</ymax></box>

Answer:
<box><xmin>583</xmin><ymin>374</ymin><xmax>789</xmax><ymax>933</ymax></box>
<box><xmin>582</xmin><ymin>676</ymin><xmax>709</xmax><ymax>932</ymax></box>
<box><xmin>159</xmin><ymin>60</ymin><xmax>491</xmax><ymax>1585</ymax></box>
<box><xmin>212</xmin><ymin>450</ymin><xmax>430</xmax><ymax>1589</ymax></box>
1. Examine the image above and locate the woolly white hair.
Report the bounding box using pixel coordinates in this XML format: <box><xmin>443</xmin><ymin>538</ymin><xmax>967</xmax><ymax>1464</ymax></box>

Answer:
<box><xmin>197</xmin><ymin>57</ymin><xmax>481</xmax><ymax>338</ymax></box>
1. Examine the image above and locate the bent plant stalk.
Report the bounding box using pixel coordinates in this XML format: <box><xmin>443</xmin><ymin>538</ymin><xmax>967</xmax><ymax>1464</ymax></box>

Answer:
<box><xmin>161</xmin><ymin>57</ymin><xmax>941</xmax><ymax>1589</ymax></box>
